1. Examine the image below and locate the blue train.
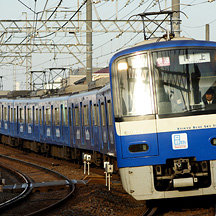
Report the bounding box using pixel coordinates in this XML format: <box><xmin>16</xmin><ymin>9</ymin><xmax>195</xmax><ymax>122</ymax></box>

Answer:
<box><xmin>2</xmin><ymin>37</ymin><xmax>216</xmax><ymax>201</ymax></box>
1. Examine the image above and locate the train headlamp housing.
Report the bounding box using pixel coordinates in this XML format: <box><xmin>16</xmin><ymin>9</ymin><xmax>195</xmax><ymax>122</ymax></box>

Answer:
<box><xmin>211</xmin><ymin>138</ymin><xmax>216</xmax><ymax>146</ymax></box>
<box><xmin>129</xmin><ymin>143</ymin><xmax>149</xmax><ymax>153</ymax></box>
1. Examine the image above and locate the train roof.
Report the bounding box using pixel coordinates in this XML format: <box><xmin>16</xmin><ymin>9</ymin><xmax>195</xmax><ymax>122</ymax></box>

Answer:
<box><xmin>109</xmin><ymin>37</ymin><xmax>216</xmax><ymax>63</ymax></box>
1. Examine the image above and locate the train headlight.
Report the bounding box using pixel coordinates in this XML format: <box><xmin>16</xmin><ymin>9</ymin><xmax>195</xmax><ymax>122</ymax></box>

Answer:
<box><xmin>129</xmin><ymin>143</ymin><xmax>149</xmax><ymax>153</ymax></box>
<box><xmin>211</xmin><ymin>138</ymin><xmax>216</xmax><ymax>146</ymax></box>
<box><xmin>117</xmin><ymin>62</ymin><xmax>128</xmax><ymax>70</ymax></box>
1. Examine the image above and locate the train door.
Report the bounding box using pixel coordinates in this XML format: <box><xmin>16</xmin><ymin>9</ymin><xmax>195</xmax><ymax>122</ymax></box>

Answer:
<box><xmin>32</xmin><ymin>106</ymin><xmax>35</xmax><ymax>136</ymax></box>
<box><xmin>80</xmin><ymin>102</ymin><xmax>84</xmax><ymax>145</ymax></box>
<box><xmin>97</xmin><ymin>101</ymin><xmax>103</xmax><ymax>152</ymax></box>
<box><xmin>34</xmin><ymin>107</ymin><xmax>39</xmax><ymax>141</ymax></box>
<box><xmin>89</xmin><ymin>101</ymin><xmax>94</xmax><ymax>148</ymax></box>
<box><xmin>27</xmin><ymin>106</ymin><xmax>32</xmax><ymax>139</ymax></box>
<box><xmin>39</xmin><ymin>106</ymin><xmax>45</xmax><ymax>141</ymax></box>
<box><xmin>92</xmin><ymin>103</ymin><xmax>99</xmax><ymax>151</ymax></box>
<box><xmin>63</xmin><ymin>105</ymin><xmax>70</xmax><ymax>146</ymax></box>
<box><xmin>3</xmin><ymin>104</ymin><xmax>8</xmax><ymax>134</ymax></box>
<box><xmin>14</xmin><ymin>105</ymin><xmax>18</xmax><ymax>137</ymax></box>
<box><xmin>100</xmin><ymin>98</ymin><xmax>110</xmax><ymax>154</ymax></box>
<box><xmin>19</xmin><ymin>106</ymin><xmax>24</xmax><ymax>137</ymax></box>
<box><xmin>83</xmin><ymin>102</ymin><xmax>91</xmax><ymax>149</ymax></box>
<box><xmin>45</xmin><ymin>105</ymin><xmax>52</xmax><ymax>143</ymax></box>
<box><xmin>61</xmin><ymin>104</ymin><xmax>68</xmax><ymax>144</ymax></box>
<box><xmin>72</xmin><ymin>103</ymin><xmax>76</xmax><ymax>146</ymax></box>
<box><xmin>68</xmin><ymin>105</ymin><xmax>72</xmax><ymax>147</ymax></box>
<box><xmin>107</xmin><ymin>99</ymin><xmax>115</xmax><ymax>155</ymax></box>
<box><xmin>13</xmin><ymin>106</ymin><xmax>17</xmax><ymax>137</ymax></box>
<box><xmin>0</xmin><ymin>103</ymin><xmax>2</xmax><ymax>132</ymax></box>
<box><xmin>74</xmin><ymin>104</ymin><xmax>82</xmax><ymax>148</ymax></box>
<box><xmin>54</xmin><ymin>105</ymin><xmax>60</xmax><ymax>143</ymax></box>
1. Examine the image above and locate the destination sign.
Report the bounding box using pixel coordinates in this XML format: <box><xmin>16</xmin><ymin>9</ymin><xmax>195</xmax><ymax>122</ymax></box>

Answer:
<box><xmin>179</xmin><ymin>53</ymin><xmax>210</xmax><ymax>65</ymax></box>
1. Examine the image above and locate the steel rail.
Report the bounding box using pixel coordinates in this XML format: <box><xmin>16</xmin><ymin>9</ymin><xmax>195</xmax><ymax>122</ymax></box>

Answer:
<box><xmin>0</xmin><ymin>154</ymin><xmax>75</xmax><ymax>216</ymax></box>
<box><xmin>0</xmin><ymin>162</ymin><xmax>33</xmax><ymax>211</ymax></box>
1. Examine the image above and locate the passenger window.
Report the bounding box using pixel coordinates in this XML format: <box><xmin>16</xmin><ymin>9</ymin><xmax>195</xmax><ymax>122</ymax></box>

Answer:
<box><xmin>10</xmin><ymin>108</ymin><xmax>13</xmax><ymax>122</ymax></box>
<box><xmin>46</xmin><ymin>108</ymin><xmax>51</xmax><ymax>125</ymax></box>
<box><xmin>75</xmin><ymin>106</ymin><xmax>80</xmax><ymax>126</ymax></box>
<box><xmin>69</xmin><ymin>107</ymin><xmax>72</xmax><ymax>126</ymax></box>
<box><xmin>55</xmin><ymin>107</ymin><xmax>60</xmax><ymax>125</ymax></box>
<box><xmin>20</xmin><ymin>108</ymin><xmax>24</xmax><ymax>123</ymax></box>
<box><xmin>39</xmin><ymin>109</ymin><xmax>42</xmax><ymax>125</ymax></box>
<box><xmin>93</xmin><ymin>104</ymin><xmax>97</xmax><ymax>126</ymax></box>
<box><xmin>14</xmin><ymin>108</ymin><xmax>16</xmax><ymax>122</ymax></box>
<box><xmin>65</xmin><ymin>107</ymin><xmax>68</xmax><ymax>126</ymax></box>
<box><xmin>84</xmin><ymin>105</ymin><xmax>89</xmax><ymax>126</ymax></box>
<box><xmin>101</xmin><ymin>103</ymin><xmax>106</xmax><ymax>127</ymax></box>
<box><xmin>32</xmin><ymin>107</ymin><xmax>35</xmax><ymax>125</ymax></box>
<box><xmin>35</xmin><ymin>108</ymin><xmax>38</xmax><ymax>125</ymax></box>
<box><xmin>107</xmin><ymin>100</ymin><xmax>113</xmax><ymax>126</ymax></box>
<box><xmin>61</xmin><ymin>105</ymin><xmax>64</xmax><ymax>126</ymax></box>
<box><xmin>0</xmin><ymin>106</ymin><xmax>1</xmax><ymax>121</ymax></box>
<box><xmin>4</xmin><ymin>107</ymin><xmax>7</xmax><ymax>121</ymax></box>
<box><xmin>27</xmin><ymin>108</ymin><xmax>32</xmax><ymax>124</ymax></box>
<box><xmin>97</xmin><ymin>105</ymin><xmax>100</xmax><ymax>126</ymax></box>
<box><xmin>90</xmin><ymin>102</ymin><xmax>93</xmax><ymax>127</ymax></box>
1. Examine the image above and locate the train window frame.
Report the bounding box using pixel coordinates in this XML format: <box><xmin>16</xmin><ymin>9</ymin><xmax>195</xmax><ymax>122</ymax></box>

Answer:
<box><xmin>3</xmin><ymin>106</ymin><xmax>7</xmax><ymax>121</ymax></box>
<box><xmin>55</xmin><ymin>107</ymin><xmax>60</xmax><ymax>126</ymax></box>
<box><xmin>46</xmin><ymin>107</ymin><xmax>51</xmax><ymax>126</ymax></box>
<box><xmin>93</xmin><ymin>104</ymin><xmax>97</xmax><ymax>126</ymax></box>
<box><xmin>151</xmin><ymin>47</ymin><xmax>216</xmax><ymax>117</ymax></box>
<box><xmin>90</xmin><ymin>101</ymin><xmax>93</xmax><ymax>127</ymax></box>
<box><xmin>64</xmin><ymin>107</ymin><xmax>68</xmax><ymax>126</ymax></box>
<box><xmin>35</xmin><ymin>108</ymin><xmax>39</xmax><ymax>125</ymax></box>
<box><xmin>19</xmin><ymin>108</ymin><xmax>24</xmax><ymax>123</ymax></box>
<box><xmin>14</xmin><ymin>107</ymin><xmax>16</xmax><ymax>123</ymax></box>
<box><xmin>61</xmin><ymin>105</ymin><xmax>64</xmax><ymax>126</ymax></box>
<box><xmin>101</xmin><ymin>102</ymin><xmax>106</xmax><ymax>127</ymax></box>
<box><xmin>111</xmin><ymin>51</ymin><xmax>155</xmax><ymax>119</ymax></box>
<box><xmin>10</xmin><ymin>107</ymin><xmax>13</xmax><ymax>122</ymax></box>
<box><xmin>69</xmin><ymin>107</ymin><xmax>72</xmax><ymax>126</ymax></box>
<box><xmin>75</xmin><ymin>106</ymin><xmax>80</xmax><ymax>126</ymax></box>
<box><xmin>107</xmin><ymin>100</ymin><xmax>113</xmax><ymax>126</ymax></box>
<box><xmin>39</xmin><ymin>109</ymin><xmax>42</xmax><ymax>125</ymax></box>
<box><xmin>32</xmin><ymin>106</ymin><xmax>35</xmax><ymax>125</ymax></box>
<box><xmin>0</xmin><ymin>105</ymin><xmax>2</xmax><ymax>121</ymax></box>
<box><xmin>84</xmin><ymin>105</ymin><xmax>89</xmax><ymax>126</ymax></box>
<box><xmin>97</xmin><ymin>104</ymin><xmax>100</xmax><ymax>127</ymax></box>
<box><xmin>27</xmin><ymin>108</ymin><xmax>32</xmax><ymax>124</ymax></box>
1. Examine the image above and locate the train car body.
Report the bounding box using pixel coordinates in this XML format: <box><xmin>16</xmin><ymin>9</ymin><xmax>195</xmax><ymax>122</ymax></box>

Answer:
<box><xmin>109</xmin><ymin>38</ymin><xmax>216</xmax><ymax>200</ymax></box>
<box><xmin>1</xmin><ymin>36</ymin><xmax>216</xmax><ymax>201</ymax></box>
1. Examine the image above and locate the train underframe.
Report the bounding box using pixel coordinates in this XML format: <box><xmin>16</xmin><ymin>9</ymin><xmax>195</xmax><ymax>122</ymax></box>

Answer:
<box><xmin>119</xmin><ymin>157</ymin><xmax>216</xmax><ymax>200</ymax></box>
<box><xmin>153</xmin><ymin>157</ymin><xmax>211</xmax><ymax>191</ymax></box>
<box><xmin>0</xmin><ymin>134</ymin><xmax>118</xmax><ymax>172</ymax></box>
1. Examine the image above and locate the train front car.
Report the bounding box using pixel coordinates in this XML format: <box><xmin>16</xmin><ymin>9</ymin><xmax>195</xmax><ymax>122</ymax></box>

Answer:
<box><xmin>109</xmin><ymin>38</ymin><xmax>216</xmax><ymax>200</ymax></box>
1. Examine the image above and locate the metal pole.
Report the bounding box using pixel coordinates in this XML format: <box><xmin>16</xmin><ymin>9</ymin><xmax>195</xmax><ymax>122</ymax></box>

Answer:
<box><xmin>172</xmin><ymin>0</ymin><xmax>180</xmax><ymax>37</ymax></box>
<box><xmin>13</xmin><ymin>64</ymin><xmax>16</xmax><ymax>91</ymax></box>
<box><xmin>86</xmin><ymin>0</ymin><xmax>92</xmax><ymax>85</ymax></box>
<box><xmin>206</xmin><ymin>24</ymin><xmax>210</xmax><ymax>41</ymax></box>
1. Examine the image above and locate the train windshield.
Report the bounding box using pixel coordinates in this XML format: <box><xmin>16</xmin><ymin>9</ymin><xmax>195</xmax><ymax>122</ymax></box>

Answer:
<box><xmin>112</xmin><ymin>47</ymin><xmax>216</xmax><ymax>119</ymax></box>
<box><xmin>111</xmin><ymin>53</ymin><xmax>154</xmax><ymax>118</ymax></box>
<box><xmin>153</xmin><ymin>48</ymin><xmax>216</xmax><ymax>115</ymax></box>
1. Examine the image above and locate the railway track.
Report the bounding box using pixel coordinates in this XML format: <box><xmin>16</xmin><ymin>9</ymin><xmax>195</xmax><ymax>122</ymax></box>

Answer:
<box><xmin>0</xmin><ymin>162</ymin><xmax>32</xmax><ymax>211</ymax></box>
<box><xmin>0</xmin><ymin>154</ymin><xmax>75</xmax><ymax>216</ymax></box>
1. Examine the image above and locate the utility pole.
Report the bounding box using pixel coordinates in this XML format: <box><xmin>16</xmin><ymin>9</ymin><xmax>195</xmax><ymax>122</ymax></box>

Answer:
<box><xmin>86</xmin><ymin>0</ymin><xmax>92</xmax><ymax>85</ymax></box>
<box><xmin>172</xmin><ymin>0</ymin><xmax>180</xmax><ymax>37</ymax></box>
<box><xmin>13</xmin><ymin>64</ymin><xmax>16</xmax><ymax>91</ymax></box>
<box><xmin>206</xmin><ymin>24</ymin><xmax>210</xmax><ymax>41</ymax></box>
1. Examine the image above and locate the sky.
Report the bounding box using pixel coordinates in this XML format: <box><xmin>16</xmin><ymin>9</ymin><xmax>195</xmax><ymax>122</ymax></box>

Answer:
<box><xmin>0</xmin><ymin>0</ymin><xmax>216</xmax><ymax>90</ymax></box>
